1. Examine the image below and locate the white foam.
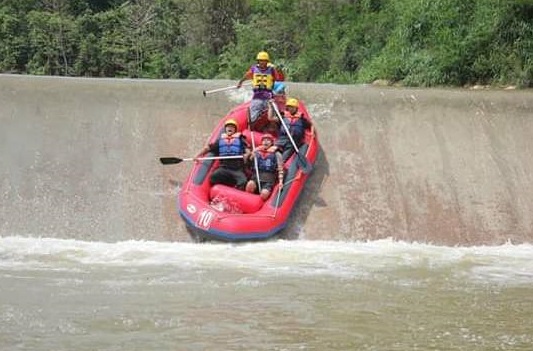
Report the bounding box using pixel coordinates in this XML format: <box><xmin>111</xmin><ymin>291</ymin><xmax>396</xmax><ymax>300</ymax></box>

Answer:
<box><xmin>227</xmin><ymin>86</ymin><xmax>252</xmax><ymax>103</ymax></box>
<box><xmin>1</xmin><ymin>236</ymin><xmax>532</xmax><ymax>284</ymax></box>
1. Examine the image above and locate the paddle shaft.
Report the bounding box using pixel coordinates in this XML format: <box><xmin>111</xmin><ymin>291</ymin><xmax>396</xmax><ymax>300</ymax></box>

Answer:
<box><xmin>203</xmin><ymin>85</ymin><xmax>238</xmax><ymax>96</ymax></box>
<box><xmin>184</xmin><ymin>155</ymin><xmax>243</xmax><ymax>162</ymax></box>
<box><xmin>159</xmin><ymin>155</ymin><xmax>243</xmax><ymax>165</ymax></box>
<box><xmin>273</xmin><ymin>181</ymin><xmax>283</xmax><ymax>218</ymax></box>
<box><xmin>203</xmin><ymin>81</ymin><xmax>251</xmax><ymax>96</ymax></box>
<box><xmin>250</xmin><ymin>130</ymin><xmax>262</xmax><ymax>192</ymax></box>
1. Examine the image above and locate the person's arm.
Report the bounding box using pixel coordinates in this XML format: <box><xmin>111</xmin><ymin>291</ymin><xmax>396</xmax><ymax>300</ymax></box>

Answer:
<box><xmin>267</xmin><ymin>114</ymin><xmax>279</xmax><ymax>123</ymax></box>
<box><xmin>237</xmin><ymin>68</ymin><xmax>253</xmax><ymax>88</ymax></box>
<box><xmin>195</xmin><ymin>141</ymin><xmax>216</xmax><ymax>159</ymax></box>
<box><xmin>274</xmin><ymin>66</ymin><xmax>285</xmax><ymax>82</ymax></box>
<box><xmin>243</xmin><ymin>147</ymin><xmax>252</xmax><ymax>160</ymax></box>
<box><xmin>247</xmin><ymin>151</ymin><xmax>255</xmax><ymax>161</ymax></box>
<box><xmin>242</xmin><ymin>136</ymin><xmax>252</xmax><ymax>160</ymax></box>
<box><xmin>278</xmin><ymin>115</ymin><xmax>288</xmax><ymax>136</ymax></box>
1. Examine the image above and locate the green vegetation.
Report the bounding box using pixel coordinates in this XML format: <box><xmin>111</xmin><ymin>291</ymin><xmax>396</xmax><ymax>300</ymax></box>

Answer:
<box><xmin>1</xmin><ymin>0</ymin><xmax>531</xmax><ymax>87</ymax></box>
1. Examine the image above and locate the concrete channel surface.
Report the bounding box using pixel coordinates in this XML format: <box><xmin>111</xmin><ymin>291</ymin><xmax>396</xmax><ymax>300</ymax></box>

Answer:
<box><xmin>1</xmin><ymin>75</ymin><xmax>532</xmax><ymax>245</ymax></box>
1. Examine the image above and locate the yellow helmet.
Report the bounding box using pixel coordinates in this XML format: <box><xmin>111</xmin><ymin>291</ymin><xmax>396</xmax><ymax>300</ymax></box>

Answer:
<box><xmin>256</xmin><ymin>51</ymin><xmax>270</xmax><ymax>61</ymax></box>
<box><xmin>286</xmin><ymin>98</ymin><xmax>299</xmax><ymax>108</ymax></box>
<box><xmin>224</xmin><ymin>118</ymin><xmax>238</xmax><ymax>129</ymax></box>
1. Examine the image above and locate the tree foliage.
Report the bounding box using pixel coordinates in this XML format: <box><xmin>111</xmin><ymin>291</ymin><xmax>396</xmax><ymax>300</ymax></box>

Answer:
<box><xmin>0</xmin><ymin>0</ymin><xmax>531</xmax><ymax>87</ymax></box>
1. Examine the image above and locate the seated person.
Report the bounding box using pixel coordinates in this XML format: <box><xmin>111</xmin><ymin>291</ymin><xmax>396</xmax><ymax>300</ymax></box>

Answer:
<box><xmin>245</xmin><ymin>133</ymin><xmax>284</xmax><ymax>200</ymax></box>
<box><xmin>195</xmin><ymin>118</ymin><xmax>251</xmax><ymax>190</ymax></box>
<box><xmin>275</xmin><ymin>97</ymin><xmax>315</xmax><ymax>162</ymax></box>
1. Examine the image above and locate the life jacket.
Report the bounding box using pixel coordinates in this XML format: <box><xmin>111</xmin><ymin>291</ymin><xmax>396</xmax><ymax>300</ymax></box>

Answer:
<box><xmin>255</xmin><ymin>146</ymin><xmax>278</xmax><ymax>172</ymax></box>
<box><xmin>251</xmin><ymin>64</ymin><xmax>275</xmax><ymax>92</ymax></box>
<box><xmin>280</xmin><ymin>111</ymin><xmax>305</xmax><ymax>140</ymax></box>
<box><xmin>218</xmin><ymin>132</ymin><xmax>244</xmax><ymax>156</ymax></box>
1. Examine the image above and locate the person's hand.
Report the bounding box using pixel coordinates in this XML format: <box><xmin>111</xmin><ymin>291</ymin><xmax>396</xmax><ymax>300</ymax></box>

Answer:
<box><xmin>195</xmin><ymin>146</ymin><xmax>209</xmax><ymax>161</ymax></box>
<box><xmin>194</xmin><ymin>150</ymin><xmax>205</xmax><ymax>162</ymax></box>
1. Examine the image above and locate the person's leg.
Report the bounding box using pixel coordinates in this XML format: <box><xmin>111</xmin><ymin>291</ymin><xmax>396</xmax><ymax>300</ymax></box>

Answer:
<box><xmin>245</xmin><ymin>179</ymin><xmax>258</xmax><ymax>193</ymax></box>
<box><xmin>259</xmin><ymin>181</ymin><xmax>274</xmax><ymax>200</ymax></box>
<box><xmin>249</xmin><ymin>99</ymin><xmax>269</xmax><ymax>130</ymax></box>
<box><xmin>282</xmin><ymin>145</ymin><xmax>295</xmax><ymax>162</ymax></box>
<box><xmin>234</xmin><ymin>170</ymin><xmax>249</xmax><ymax>190</ymax></box>
<box><xmin>210</xmin><ymin>168</ymin><xmax>236</xmax><ymax>187</ymax></box>
<box><xmin>224</xmin><ymin>169</ymin><xmax>248</xmax><ymax>190</ymax></box>
<box><xmin>249</xmin><ymin>99</ymin><xmax>268</xmax><ymax>122</ymax></box>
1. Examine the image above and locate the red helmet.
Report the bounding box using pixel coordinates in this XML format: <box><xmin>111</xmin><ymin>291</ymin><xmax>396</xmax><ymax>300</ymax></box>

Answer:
<box><xmin>261</xmin><ymin>133</ymin><xmax>274</xmax><ymax>141</ymax></box>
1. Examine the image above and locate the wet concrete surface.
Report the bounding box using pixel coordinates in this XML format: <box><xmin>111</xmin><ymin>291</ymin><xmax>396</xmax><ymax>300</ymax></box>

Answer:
<box><xmin>1</xmin><ymin>75</ymin><xmax>532</xmax><ymax>245</ymax></box>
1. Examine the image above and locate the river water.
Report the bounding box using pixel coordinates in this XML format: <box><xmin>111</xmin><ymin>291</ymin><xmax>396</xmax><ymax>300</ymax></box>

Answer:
<box><xmin>2</xmin><ymin>236</ymin><xmax>532</xmax><ymax>350</ymax></box>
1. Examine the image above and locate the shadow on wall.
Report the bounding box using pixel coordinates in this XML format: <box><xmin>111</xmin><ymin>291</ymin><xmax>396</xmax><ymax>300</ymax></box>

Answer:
<box><xmin>279</xmin><ymin>143</ymin><xmax>329</xmax><ymax>240</ymax></box>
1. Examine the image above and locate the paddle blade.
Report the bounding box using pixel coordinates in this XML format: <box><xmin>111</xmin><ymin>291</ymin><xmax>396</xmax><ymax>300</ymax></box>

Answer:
<box><xmin>159</xmin><ymin>157</ymin><xmax>183</xmax><ymax>165</ymax></box>
<box><xmin>298</xmin><ymin>155</ymin><xmax>313</xmax><ymax>174</ymax></box>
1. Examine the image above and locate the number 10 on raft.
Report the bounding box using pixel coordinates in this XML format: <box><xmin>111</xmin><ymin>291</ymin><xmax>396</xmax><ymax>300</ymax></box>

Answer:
<box><xmin>196</xmin><ymin>209</ymin><xmax>215</xmax><ymax>229</ymax></box>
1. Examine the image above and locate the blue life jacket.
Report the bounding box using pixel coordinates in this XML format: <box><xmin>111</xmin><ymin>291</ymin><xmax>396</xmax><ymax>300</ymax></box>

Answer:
<box><xmin>218</xmin><ymin>133</ymin><xmax>244</xmax><ymax>156</ymax></box>
<box><xmin>256</xmin><ymin>148</ymin><xmax>278</xmax><ymax>172</ymax></box>
<box><xmin>280</xmin><ymin>112</ymin><xmax>305</xmax><ymax>141</ymax></box>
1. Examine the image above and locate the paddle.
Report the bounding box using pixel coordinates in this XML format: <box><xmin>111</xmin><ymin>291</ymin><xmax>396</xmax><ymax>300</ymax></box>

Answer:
<box><xmin>202</xmin><ymin>81</ymin><xmax>251</xmax><ymax>97</ymax></box>
<box><xmin>250</xmin><ymin>128</ymin><xmax>262</xmax><ymax>192</ymax></box>
<box><xmin>269</xmin><ymin>100</ymin><xmax>313</xmax><ymax>174</ymax></box>
<box><xmin>159</xmin><ymin>155</ymin><xmax>243</xmax><ymax>165</ymax></box>
<box><xmin>273</xmin><ymin>180</ymin><xmax>283</xmax><ymax>218</ymax></box>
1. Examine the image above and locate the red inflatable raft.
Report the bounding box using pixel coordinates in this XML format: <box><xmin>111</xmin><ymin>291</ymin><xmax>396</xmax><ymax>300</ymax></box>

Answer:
<box><xmin>177</xmin><ymin>99</ymin><xmax>319</xmax><ymax>242</ymax></box>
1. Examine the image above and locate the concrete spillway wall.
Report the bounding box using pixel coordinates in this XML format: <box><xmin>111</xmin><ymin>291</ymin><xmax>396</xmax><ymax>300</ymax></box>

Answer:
<box><xmin>1</xmin><ymin>75</ymin><xmax>532</xmax><ymax>245</ymax></box>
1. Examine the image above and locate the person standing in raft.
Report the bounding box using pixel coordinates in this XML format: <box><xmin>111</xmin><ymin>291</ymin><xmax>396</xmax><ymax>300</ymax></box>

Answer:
<box><xmin>245</xmin><ymin>133</ymin><xmax>284</xmax><ymax>201</ymax></box>
<box><xmin>237</xmin><ymin>51</ymin><xmax>284</xmax><ymax>131</ymax></box>
<box><xmin>275</xmin><ymin>97</ymin><xmax>316</xmax><ymax>162</ymax></box>
<box><xmin>195</xmin><ymin>119</ymin><xmax>251</xmax><ymax>190</ymax></box>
